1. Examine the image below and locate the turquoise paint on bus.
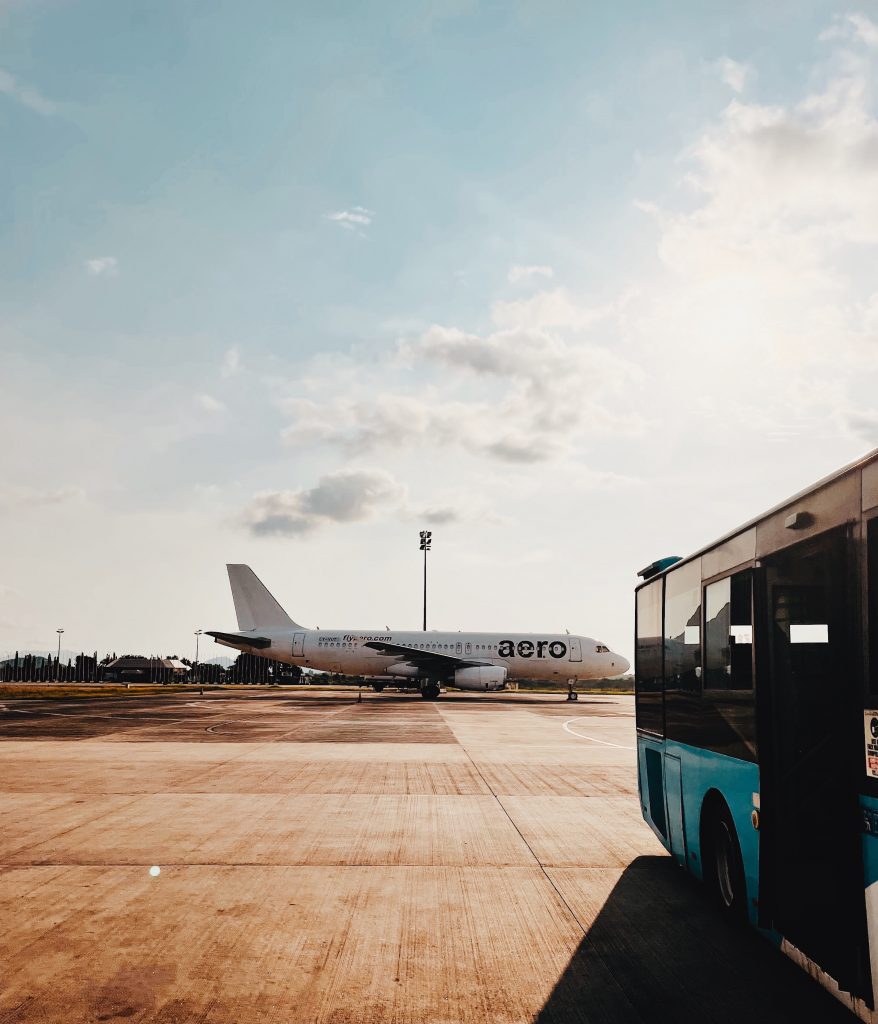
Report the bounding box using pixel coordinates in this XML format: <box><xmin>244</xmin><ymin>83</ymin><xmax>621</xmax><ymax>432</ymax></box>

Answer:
<box><xmin>638</xmin><ymin>734</ymin><xmax>760</xmax><ymax>928</ymax></box>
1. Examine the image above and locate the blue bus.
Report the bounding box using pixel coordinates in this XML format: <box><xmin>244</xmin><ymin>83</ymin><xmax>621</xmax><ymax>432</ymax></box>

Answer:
<box><xmin>636</xmin><ymin>447</ymin><xmax>878</xmax><ymax>1020</ymax></box>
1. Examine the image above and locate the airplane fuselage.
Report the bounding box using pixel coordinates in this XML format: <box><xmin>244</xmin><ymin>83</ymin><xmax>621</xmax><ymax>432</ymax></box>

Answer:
<box><xmin>213</xmin><ymin>627</ymin><xmax>627</xmax><ymax>689</ymax></box>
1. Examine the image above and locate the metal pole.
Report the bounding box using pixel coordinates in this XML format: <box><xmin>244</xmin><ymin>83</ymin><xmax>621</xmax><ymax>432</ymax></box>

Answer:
<box><xmin>56</xmin><ymin>629</ymin><xmax>64</xmax><ymax>682</ymax></box>
<box><xmin>194</xmin><ymin>630</ymin><xmax>202</xmax><ymax>683</ymax></box>
<box><xmin>419</xmin><ymin>530</ymin><xmax>432</xmax><ymax>632</ymax></box>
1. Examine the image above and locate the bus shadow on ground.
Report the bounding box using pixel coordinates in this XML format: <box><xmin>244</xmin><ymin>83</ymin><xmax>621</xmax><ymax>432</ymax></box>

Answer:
<box><xmin>536</xmin><ymin>856</ymin><xmax>854</xmax><ymax>1024</ymax></box>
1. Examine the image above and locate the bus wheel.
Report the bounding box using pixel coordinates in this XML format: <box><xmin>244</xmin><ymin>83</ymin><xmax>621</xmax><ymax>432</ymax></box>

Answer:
<box><xmin>703</xmin><ymin>800</ymin><xmax>747</xmax><ymax>921</ymax></box>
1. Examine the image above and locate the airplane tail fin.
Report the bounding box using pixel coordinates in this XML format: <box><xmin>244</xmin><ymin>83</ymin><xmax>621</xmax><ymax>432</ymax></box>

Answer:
<box><xmin>226</xmin><ymin>564</ymin><xmax>303</xmax><ymax>631</ymax></box>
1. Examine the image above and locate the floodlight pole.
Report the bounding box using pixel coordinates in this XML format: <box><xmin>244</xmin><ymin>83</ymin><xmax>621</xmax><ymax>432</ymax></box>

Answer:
<box><xmin>419</xmin><ymin>531</ymin><xmax>432</xmax><ymax>631</ymax></box>
<box><xmin>56</xmin><ymin>629</ymin><xmax>64</xmax><ymax>682</ymax></box>
<box><xmin>194</xmin><ymin>630</ymin><xmax>202</xmax><ymax>682</ymax></box>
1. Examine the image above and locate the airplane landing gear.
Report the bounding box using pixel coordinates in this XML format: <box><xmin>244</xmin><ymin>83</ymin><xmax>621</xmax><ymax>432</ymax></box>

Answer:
<box><xmin>372</xmin><ymin>683</ymin><xmax>386</xmax><ymax>692</ymax></box>
<box><xmin>421</xmin><ymin>681</ymin><xmax>441</xmax><ymax>700</ymax></box>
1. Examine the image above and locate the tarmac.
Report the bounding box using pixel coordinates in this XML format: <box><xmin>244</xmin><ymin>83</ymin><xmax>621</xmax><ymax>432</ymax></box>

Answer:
<box><xmin>0</xmin><ymin>689</ymin><xmax>854</xmax><ymax>1023</ymax></box>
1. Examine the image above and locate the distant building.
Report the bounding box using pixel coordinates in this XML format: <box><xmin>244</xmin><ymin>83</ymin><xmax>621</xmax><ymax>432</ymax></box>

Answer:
<box><xmin>103</xmin><ymin>657</ymin><xmax>190</xmax><ymax>683</ymax></box>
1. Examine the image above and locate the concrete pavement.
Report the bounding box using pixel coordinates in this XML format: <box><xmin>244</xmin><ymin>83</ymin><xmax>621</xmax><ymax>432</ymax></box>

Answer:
<box><xmin>0</xmin><ymin>691</ymin><xmax>852</xmax><ymax>1023</ymax></box>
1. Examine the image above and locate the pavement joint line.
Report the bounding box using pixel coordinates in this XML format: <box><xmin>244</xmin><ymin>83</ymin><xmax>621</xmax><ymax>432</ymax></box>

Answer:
<box><xmin>306</xmin><ymin>720</ymin><xmax>450</xmax><ymax>726</ymax></box>
<box><xmin>435</xmin><ymin>704</ymin><xmax>648</xmax><ymax>1022</ymax></box>
<box><xmin>255</xmin><ymin>695</ymin><xmax>374</xmax><ymax>743</ymax></box>
<box><xmin>5</xmin><ymin>705</ymin><xmax>249</xmax><ymax>728</ymax></box>
<box><xmin>1</xmin><ymin>794</ymin><xmax>148</xmax><ymax>862</ymax></box>
<box><xmin>3</xmin><ymin>697</ymin><xmax>372</xmax><ymax>855</ymax></box>
<box><xmin>0</xmin><ymin>694</ymin><xmax>362</xmax><ymax>752</ymax></box>
<box><xmin>165</xmin><ymin>698</ymin><xmax>363</xmax><ymax>780</ymax></box>
<box><xmin>0</xmin><ymin>861</ymin><xmax>592</xmax><ymax>869</ymax></box>
<box><xmin>436</xmin><ymin>708</ymin><xmax>595</xmax><ymax>942</ymax></box>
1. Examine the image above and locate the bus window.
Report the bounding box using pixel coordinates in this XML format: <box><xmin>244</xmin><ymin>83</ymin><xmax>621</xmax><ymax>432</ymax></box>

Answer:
<box><xmin>704</xmin><ymin>572</ymin><xmax>753</xmax><ymax>690</ymax></box>
<box><xmin>635</xmin><ymin>579</ymin><xmax>663</xmax><ymax>736</ymax></box>
<box><xmin>664</xmin><ymin>559</ymin><xmax>702</xmax><ymax>743</ymax></box>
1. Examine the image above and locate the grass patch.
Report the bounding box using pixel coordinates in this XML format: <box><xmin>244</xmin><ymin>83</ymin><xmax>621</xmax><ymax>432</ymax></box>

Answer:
<box><xmin>0</xmin><ymin>684</ymin><xmax>203</xmax><ymax>700</ymax></box>
<box><xmin>0</xmin><ymin>683</ymin><xmax>370</xmax><ymax>701</ymax></box>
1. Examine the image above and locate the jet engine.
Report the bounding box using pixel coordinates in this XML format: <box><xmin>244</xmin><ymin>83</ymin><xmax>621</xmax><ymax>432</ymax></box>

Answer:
<box><xmin>387</xmin><ymin>664</ymin><xmax>421</xmax><ymax>678</ymax></box>
<box><xmin>453</xmin><ymin>666</ymin><xmax>507</xmax><ymax>691</ymax></box>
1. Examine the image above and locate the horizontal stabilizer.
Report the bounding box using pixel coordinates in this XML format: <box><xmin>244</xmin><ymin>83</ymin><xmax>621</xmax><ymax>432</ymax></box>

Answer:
<box><xmin>206</xmin><ymin>630</ymin><xmax>272</xmax><ymax>650</ymax></box>
<box><xmin>226</xmin><ymin>564</ymin><xmax>302</xmax><ymax>631</ymax></box>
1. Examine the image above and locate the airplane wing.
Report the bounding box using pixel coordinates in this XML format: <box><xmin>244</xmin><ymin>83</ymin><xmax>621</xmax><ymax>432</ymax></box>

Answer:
<box><xmin>363</xmin><ymin>640</ymin><xmax>489</xmax><ymax>672</ymax></box>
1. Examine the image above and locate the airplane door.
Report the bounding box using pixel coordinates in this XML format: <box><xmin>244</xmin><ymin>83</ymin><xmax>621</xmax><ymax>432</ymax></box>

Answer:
<box><xmin>465</xmin><ymin>642</ymin><xmax>472</xmax><ymax>655</ymax></box>
<box><xmin>292</xmin><ymin>633</ymin><xmax>305</xmax><ymax>657</ymax></box>
<box><xmin>568</xmin><ymin>638</ymin><xmax>582</xmax><ymax>662</ymax></box>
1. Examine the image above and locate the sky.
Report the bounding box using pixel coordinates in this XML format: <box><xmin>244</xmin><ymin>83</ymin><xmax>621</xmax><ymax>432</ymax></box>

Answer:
<box><xmin>1</xmin><ymin>0</ymin><xmax>877</xmax><ymax>663</ymax></box>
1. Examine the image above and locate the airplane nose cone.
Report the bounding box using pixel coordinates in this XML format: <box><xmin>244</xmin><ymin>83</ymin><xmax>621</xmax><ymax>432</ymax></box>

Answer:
<box><xmin>611</xmin><ymin>654</ymin><xmax>630</xmax><ymax>675</ymax></box>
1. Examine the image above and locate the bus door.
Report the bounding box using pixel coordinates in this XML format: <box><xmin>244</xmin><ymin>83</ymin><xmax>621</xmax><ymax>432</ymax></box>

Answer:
<box><xmin>760</xmin><ymin>528</ymin><xmax>870</xmax><ymax>998</ymax></box>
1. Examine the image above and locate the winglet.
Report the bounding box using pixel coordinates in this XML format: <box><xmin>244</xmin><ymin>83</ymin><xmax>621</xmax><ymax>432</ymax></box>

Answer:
<box><xmin>226</xmin><ymin>564</ymin><xmax>303</xmax><ymax>631</ymax></box>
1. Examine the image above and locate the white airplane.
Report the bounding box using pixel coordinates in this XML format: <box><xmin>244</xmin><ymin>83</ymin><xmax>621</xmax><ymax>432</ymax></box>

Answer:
<box><xmin>207</xmin><ymin>564</ymin><xmax>629</xmax><ymax>699</ymax></box>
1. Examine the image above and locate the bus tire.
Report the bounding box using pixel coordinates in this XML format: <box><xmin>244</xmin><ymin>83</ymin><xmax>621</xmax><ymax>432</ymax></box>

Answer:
<box><xmin>702</xmin><ymin>797</ymin><xmax>747</xmax><ymax>922</ymax></box>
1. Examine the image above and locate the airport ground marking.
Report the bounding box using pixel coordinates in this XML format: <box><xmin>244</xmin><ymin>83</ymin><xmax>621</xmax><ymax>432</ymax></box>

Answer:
<box><xmin>561</xmin><ymin>718</ymin><xmax>635</xmax><ymax>749</ymax></box>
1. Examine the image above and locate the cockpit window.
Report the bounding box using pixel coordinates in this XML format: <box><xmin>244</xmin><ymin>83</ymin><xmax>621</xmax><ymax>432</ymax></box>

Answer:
<box><xmin>595</xmin><ymin>644</ymin><xmax>610</xmax><ymax>653</ymax></box>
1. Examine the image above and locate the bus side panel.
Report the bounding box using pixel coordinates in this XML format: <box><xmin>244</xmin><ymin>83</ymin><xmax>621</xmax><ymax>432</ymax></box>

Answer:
<box><xmin>665</xmin><ymin>739</ymin><xmax>762</xmax><ymax>929</ymax></box>
<box><xmin>861</xmin><ymin>794</ymin><xmax>878</xmax><ymax>1012</ymax></box>
<box><xmin>637</xmin><ymin>733</ymin><xmax>671</xmax><ymax>851</ymax></box>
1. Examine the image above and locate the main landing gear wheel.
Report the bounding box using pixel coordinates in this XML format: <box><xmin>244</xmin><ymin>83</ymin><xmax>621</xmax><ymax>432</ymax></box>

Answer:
<box><xmin>703</xmin><ymin>799</ymin><xmax>747</xmax><ymax>922</ymax></box>
<box><xmin>371</xmin><ymin>683</ymin><xmax>385</xmax><ymax>692</ymax></box>
<box><xmin>421</xmin><ymin>681</ymin><xmax>441</xmax><ymax>700</ymax></box>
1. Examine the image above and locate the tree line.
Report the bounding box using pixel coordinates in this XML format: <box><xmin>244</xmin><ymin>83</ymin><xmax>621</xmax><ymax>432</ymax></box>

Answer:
<box><xmin>0</xmin><ymin>651</ymin><xmax>302</xmax><ymax>685</ymax></box>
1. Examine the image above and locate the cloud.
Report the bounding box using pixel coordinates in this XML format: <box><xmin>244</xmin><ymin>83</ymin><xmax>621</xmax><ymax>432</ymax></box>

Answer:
<box><xmin>625</xmin><ymin>24</ymin><xmax>878</xmax><ymax>441</ymax></box>
<box><xmin>0</xmin><ymin>67</ymin><xmax>55</xmax><ymax>115</ymax></box>
<box><xmin>279</xmin><ymin>317</ymin><xmax>641</xmax><ymax>465</ymax></box>
<box><xmin>220</xmin><ymin>346</ymin><xmax>240</xmax><ymax>379</ymax></box>
<box><xmin>844</xmin><ymin>409</ymin><xmax>878</xmax><ymax>445</ymax></box>
<box><xmin>196</xmin><ymin>393</ymin><xmax>226</xmax><ymax>414</ymax></box>
<box><xmin>85</xmin><ymin>257</ymin><xmax>118</xmax><ymax>277</ymax></box>
<box><xmin>849</xmin><ymin>13</ymin><xmax>878</xmax><ymax>49</ymax></box>
<box><xmin>821</xmin><ymin>13</ymin><xmax>878</xmax><ymax>49</ymax></box>
<box><xmin>665</xmin><ymin>48</ymin><xmax>878</xmax><ymax>264</ymax></box>
<box><xmin>490</xmin><ymin>288</ymin><xmax>614</xmax><ymax>330</ymax></box>
<box><xmin>278</xmin><ymin>15</ymin><xmax>878</xmax><ymax>496</ymax></box>
<box><xmin>507</xmin><ymin>264</ymin><xmax>554</xmax><ymax>285</ymax></box>
<box><xmin>413</xmin><ymin>505</ymin><xmax>462</xmax><ymax>525</ymax></box>
<box><xmin>242</xmin><ymin>468</ymin><xmax>405</xmax><ymax>536</ymax></box>
<box><xmin>712</xmin><ymin>57</ymin><xmax>753</xmax><ymax>94</ymax></box>
<box><xmin>326</xmin><ymin>206</ymin><xmax>374</xmax><ymax>231</ymax></box>
<box><xmin>0</xmin><ymin>486</ymin><xmax>84</xmax><ymax>513</ymax></box>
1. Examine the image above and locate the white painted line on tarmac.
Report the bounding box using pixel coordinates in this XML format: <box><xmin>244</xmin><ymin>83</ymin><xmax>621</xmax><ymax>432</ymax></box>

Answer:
<box><xmin>562</xmin><ymin>718</ymin><xmax>635</xmax><ymax>749</ymax></box>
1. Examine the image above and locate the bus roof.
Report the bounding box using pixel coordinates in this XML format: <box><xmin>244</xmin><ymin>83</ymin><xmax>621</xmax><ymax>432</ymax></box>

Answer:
<box><xmin>636</xmin><ymin>445</ymin><xmax>878</xmax><ymax>589</ymax></box>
